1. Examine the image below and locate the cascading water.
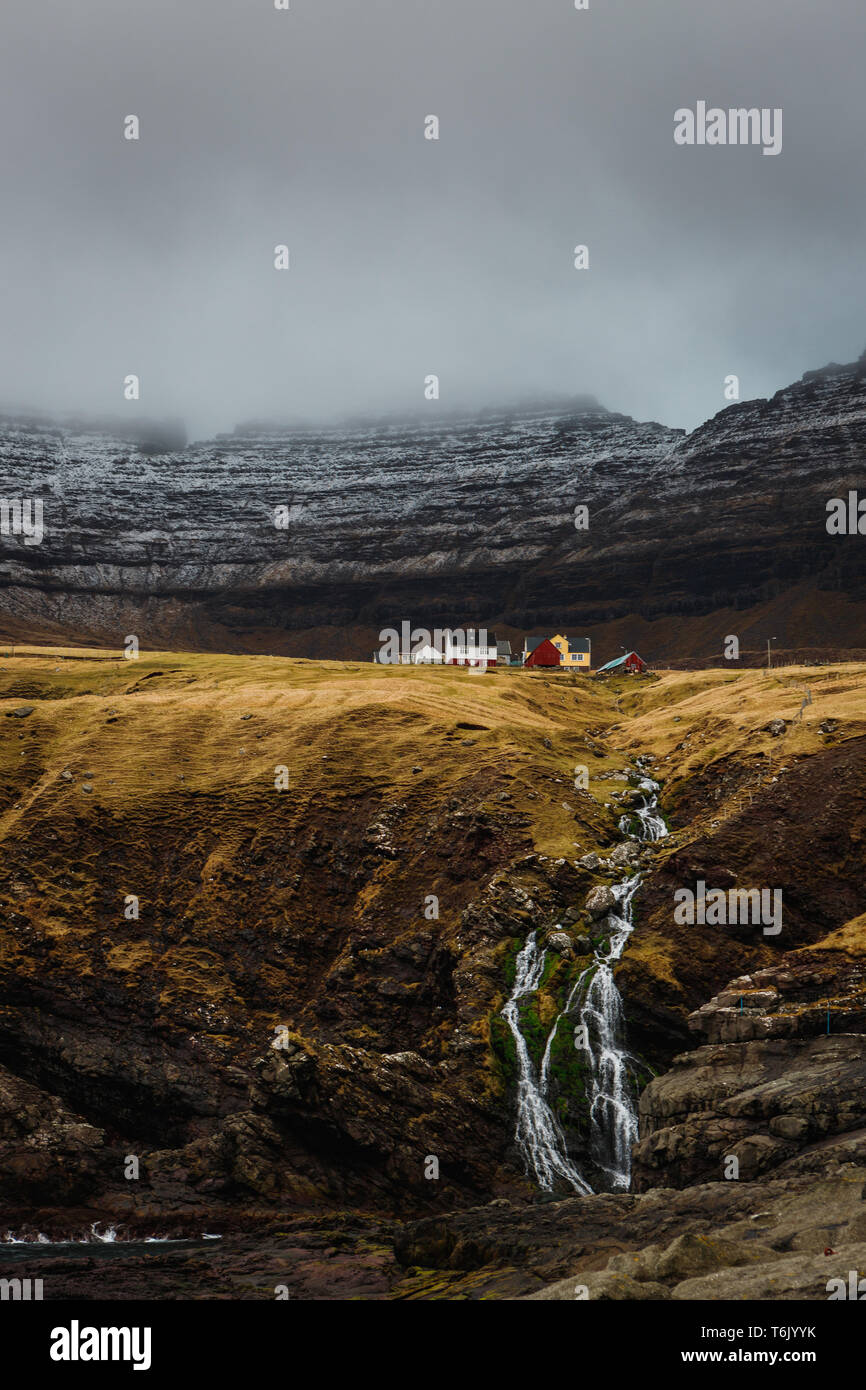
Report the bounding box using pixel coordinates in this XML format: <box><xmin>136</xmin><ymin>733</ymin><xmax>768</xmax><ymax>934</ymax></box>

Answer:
<box><xmin>501</xmin><ymin>932</ymin><xmax>593</xmax><ymax>1195</ymax></box>
<box><xmin>501</xmin><ymin>769</ymin><xmax>667</xmax><ymax>1194</ymax></box>
<box><xmin>622</xmin><ymin>775</ymin><xmax>668</xmax><ymax>843</ymax></box>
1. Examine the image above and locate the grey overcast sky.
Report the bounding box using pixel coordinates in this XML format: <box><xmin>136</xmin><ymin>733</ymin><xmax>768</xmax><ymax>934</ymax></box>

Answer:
<box><xmin>1</xmin><ymin>0</ymin><xmax>864</xmax><ymax>440</ymax></box>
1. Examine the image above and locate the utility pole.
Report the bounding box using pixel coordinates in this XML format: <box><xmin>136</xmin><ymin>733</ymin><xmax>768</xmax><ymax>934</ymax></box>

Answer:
<box><xmin>767</xmin><ymin>636</ymin><xmax>777</xmax><ymax>671</ymax></box>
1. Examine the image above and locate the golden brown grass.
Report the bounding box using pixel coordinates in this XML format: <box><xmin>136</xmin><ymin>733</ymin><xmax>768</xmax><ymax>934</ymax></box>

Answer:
<box><xmin>607</xmin><ymin>664</ymin><xmax>866</xmax><ymax>767</ymax></box>
<box><xmin>0</xmin><ymin>650</ymin><xmax>624</xmax><ymax>865</ymax></box>
<box><xmin>808</xmin><ymin>912</ymin><xmax>866</xmax><ymax>954</ymax></box>
<box><xmin>2</xmin><ymin>649</ymin><xmax>864</xmax><ymax>870</ymax></box>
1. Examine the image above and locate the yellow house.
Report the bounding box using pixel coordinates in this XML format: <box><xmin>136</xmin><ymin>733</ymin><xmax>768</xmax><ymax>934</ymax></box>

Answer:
<box><xmin>550</xmin><ymin>634</ymin><xmax>591</xmax><ymax>669</ymax></box>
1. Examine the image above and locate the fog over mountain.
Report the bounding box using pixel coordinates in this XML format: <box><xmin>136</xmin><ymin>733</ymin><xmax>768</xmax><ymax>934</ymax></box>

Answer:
<box><xmin>1</xmin><ymin>347</ymin><xmax>865</xmax><ymax>662</ymax></box>
<box><xmin>2</xmin><ymin>0</ymin><xmax>865</xmax><ymax>439</ymax></box>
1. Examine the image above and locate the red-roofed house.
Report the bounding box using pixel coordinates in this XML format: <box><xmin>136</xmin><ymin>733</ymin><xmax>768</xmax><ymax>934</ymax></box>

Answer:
<box><xmin>524</xmin><ymin>637</ymin><xmax>562</xmax><ymax>668</ymax></box>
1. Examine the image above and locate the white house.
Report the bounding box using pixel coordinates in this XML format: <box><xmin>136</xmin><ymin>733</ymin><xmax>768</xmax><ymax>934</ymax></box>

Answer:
<box><xmin>444</xmin><ymin>629</ymin><xmax>498</xmax><ymax>669</ymax></box>
<box><xmin>374</xmin><ymin>623</ymin><xmax>498</xmax><ymax>667</ymax></box>
<box><xmin>411</xmin><ymin>643</ymin><xmax>444</xmax><ymax>664</ymax></box>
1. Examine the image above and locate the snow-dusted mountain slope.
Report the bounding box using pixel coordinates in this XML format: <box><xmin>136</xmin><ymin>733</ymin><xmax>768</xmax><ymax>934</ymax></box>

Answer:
<box><xmin>0</xmin><ymin>353</ymin><xmax>864</xmax><ymax>655</ymax></box>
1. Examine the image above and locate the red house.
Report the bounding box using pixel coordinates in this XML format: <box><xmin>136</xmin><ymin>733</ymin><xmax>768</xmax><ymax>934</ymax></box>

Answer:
<box><xmin>596</xmin><ymin>650</ymin><xmax>647</xmax><ymax>674</ymax></box>
<box><xmin>524</xmin><ymin>637</ymin><xmax>561</xmax><ymax>667</ymax></box>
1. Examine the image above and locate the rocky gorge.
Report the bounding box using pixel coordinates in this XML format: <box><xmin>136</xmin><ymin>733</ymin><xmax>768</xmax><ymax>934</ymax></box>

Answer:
<box><xmin>0</xmin><ymin>652</ymin><xmax>864</xmax><ymax>1299</ymax></box>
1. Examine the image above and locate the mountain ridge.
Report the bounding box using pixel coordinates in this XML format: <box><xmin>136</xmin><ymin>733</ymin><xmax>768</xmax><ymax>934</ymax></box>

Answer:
<box><xmin>1</xmin><ymin>350</ymin><xmax>864</xmax><ymax>658</ymax></box>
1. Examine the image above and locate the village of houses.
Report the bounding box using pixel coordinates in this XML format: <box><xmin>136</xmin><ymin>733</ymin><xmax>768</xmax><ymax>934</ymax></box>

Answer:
<box><xmin>374</xmin><ymin>625</ymin><xmax>647</xmax><ymax>675</ymax></box>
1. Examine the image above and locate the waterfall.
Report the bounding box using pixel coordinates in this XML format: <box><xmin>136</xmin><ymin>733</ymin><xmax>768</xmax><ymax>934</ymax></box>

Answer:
<box><xmin>501</xmin><ymin>932</ymin><xmax>593</xmax><ymax>1195</ymax></box>
<box><xmin>501</xmin><ymin>773</ymin><xmax>667</xmax><ymax>1194</ymax></box>
<box><xmin>622</xmin><ymin>776</ymin><xmax>668</xmax><ymax>843</ymax></box>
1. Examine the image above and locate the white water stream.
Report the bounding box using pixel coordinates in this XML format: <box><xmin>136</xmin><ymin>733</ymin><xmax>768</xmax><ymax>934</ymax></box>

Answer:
<box><xmin>501</xmin><ymin>773</ymin><xmax>667</xmax><ymax>1194</ymax></box>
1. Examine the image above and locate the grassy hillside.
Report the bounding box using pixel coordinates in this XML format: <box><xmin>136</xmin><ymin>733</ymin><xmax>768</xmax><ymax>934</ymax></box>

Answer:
<box><xmin>0</xmin><ymin>647</ymin><xmax>863</xmax><ymax>1224</ymax></box>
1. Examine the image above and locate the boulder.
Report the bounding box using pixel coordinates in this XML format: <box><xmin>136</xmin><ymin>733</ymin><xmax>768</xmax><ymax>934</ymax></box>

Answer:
<box><xmin>672</xmin><ymin>1241</ymin><xmax>866</xmax><ymax>1300</ymax></box>
<box><xmin>525</xmin><ymin>1271</ymin><xmax>670</xmax><ymax>1301</ymax></box>
<box><xmin>608</xmin><ymin>1232</ymin><xmax>778</xmax><ymax>1283</ymax></box>
<box><xmin>654</xmin><ymin>1232</ymin><xmax>779</xmax><ymax>1281</ymax></box>
<box><xmin>546</xmin><ymin>932</ymin><xmax>573</xmax><ymax>956</ymax></box>
<box><xmin>609</xmin><ymin>841</ymin><xmax>640</xmax><ymax>866</ymax></box>
<box><xmin>585</xmin><ymin>885</ymin><xmax>617</xmax><ymax>918</ymax></box>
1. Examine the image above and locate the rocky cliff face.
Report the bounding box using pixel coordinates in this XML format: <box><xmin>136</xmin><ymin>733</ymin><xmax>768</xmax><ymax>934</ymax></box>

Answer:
<box><xmin>0</xmin><ymin>653</ymin><xmax>629</xmax><ymax>1227</ymax></box>
<box><xmin>1</xmin><ymin>655</ymin><xmax>865</xmax><ymax>1299</ymax></box>
<box><xmin>2</xmin><ymin>350</ymin><xmax>865</xmax><ymax>656</ymax></box>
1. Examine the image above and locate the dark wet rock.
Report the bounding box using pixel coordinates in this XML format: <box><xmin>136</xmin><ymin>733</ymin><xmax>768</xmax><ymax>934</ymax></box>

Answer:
<box><xmin>393</xmin><ymin>1165</ymin><xmax>866</xmax><ymax>1299</ymax></box>
<box><xmin>632</xmin><ymin>1035</ymin><xmax>866</xmax><ymax>1190</ymax></box>
<box><xmin>0</xmin><ymin>1064</ymin><xmax>105</xmax><ymax>1204</ymax></box>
